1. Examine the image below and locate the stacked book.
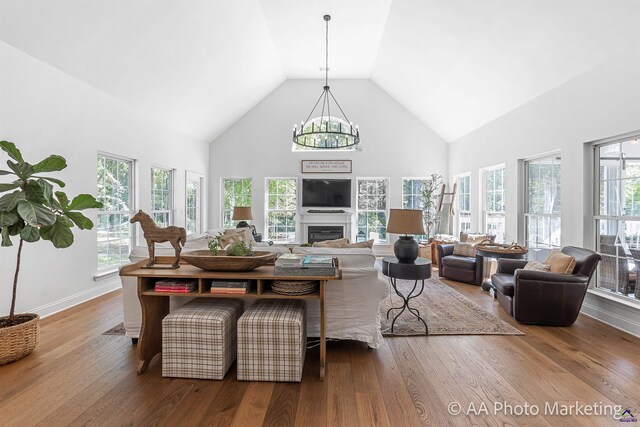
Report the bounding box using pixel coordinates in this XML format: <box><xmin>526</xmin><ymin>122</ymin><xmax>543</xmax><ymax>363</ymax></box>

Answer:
<box><xmin>154</xmin><ymin>279</ymin><xmax>197</xmax><ymax>293</ymax></box>
<box><xmin>210</xmin><ymin>280</ymin><xmax>252</xmax><ymax>294</ymax></box>
<box><xmin>275</xmin><ymin>254</ymin><xmax>336</xmax><ymax>276</ymax></box>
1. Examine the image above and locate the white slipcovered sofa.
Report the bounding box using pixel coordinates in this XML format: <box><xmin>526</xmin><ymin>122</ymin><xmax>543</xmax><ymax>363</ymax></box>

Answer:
<box><xmin>120</xmin><ymin>236</ymin><xmax>388</xmax><ymax>348</ymax></box>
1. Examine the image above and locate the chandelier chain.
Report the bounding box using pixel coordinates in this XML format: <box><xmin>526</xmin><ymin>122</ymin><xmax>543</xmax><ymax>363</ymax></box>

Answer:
<box><xmin>325</xmin><ymin>16</ymin><xmax>329</xmax><ymax>87</ymax></box>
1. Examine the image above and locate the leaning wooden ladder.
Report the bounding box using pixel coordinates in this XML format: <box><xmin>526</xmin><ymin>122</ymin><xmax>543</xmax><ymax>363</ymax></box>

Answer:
<box><xmin>437</xmin><ymin>183</ymin><xmax>457</xmax><ymax>215</ymax></box>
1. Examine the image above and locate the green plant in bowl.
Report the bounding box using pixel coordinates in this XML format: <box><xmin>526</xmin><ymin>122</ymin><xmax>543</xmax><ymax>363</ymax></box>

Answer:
<box><xmin>226</xmin><ymin>241</ymin><xmax>253</xmax><ymax>256</ymax></box>
<box><xmin>208</xmin><ymin>232</ymin><xmax>223</xmax><ymax>255</ymax></box>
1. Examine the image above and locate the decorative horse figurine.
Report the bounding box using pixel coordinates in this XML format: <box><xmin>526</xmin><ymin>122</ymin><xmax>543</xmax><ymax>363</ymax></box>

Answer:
<box><xmin>130</xmin><ymin>210</ymin><xmax>187</xmax><ymax>269</ymax></box>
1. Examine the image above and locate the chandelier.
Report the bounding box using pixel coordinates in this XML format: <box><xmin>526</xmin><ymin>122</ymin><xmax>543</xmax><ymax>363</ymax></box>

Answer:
<box><xmin>292</xmin><ymin>15</ymin><xmax>360</xmax><ymax>150</ymax></box>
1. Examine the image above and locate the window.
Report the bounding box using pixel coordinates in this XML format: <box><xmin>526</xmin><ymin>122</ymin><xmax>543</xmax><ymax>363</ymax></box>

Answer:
<box><xmin>402</xmin><ymin>178</ymin><xmax>428</xmax><ymax>241</ymax></box>
<box><xmin>595</xmin><ymin>135</ymin><xmax>640</xmax><ymax>300</ymax></box>
<box><xmin>456</xmin><ymin>174</ymin><xmax>471</xmax><ymax>234</ymax></box>
<box><xmin>97</xmin><ymin>154</ymin><xmax>134</xmax><ymax>271</ymax></box>
<box><xmin>357</xmin><ymin>178</ymin><xmax>389</xmax><ymax>243</ymax></box>
<box><xmin>222</xmin><ymin>178</ymin><xmax>252</xmax><ymax>228</ymax></box>
<box><xmin>525</xmin><ymin>155</ymin><xmax>561</xmax><ymax>261</ymax></box>
<box><xmin>265</xmin><ymin>178</ymin><xmax>297</xmax><ymax>242</ymax></box>
<box><xmin>151</xmin><ymin>168</ymin><xmax>173</xmax><ymax>228</ymax></box>
<box><xmin>186</xmin><ymin>172</ymin><xmax>203</xmax><ymax>235</ymax></box>
<box><xmin>483</xmin><ymin>165</ymin><xmax>506</xmax><ymax>243</ymax></box>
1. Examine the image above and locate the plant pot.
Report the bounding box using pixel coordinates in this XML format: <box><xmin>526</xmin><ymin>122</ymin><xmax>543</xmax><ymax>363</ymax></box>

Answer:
<box><xmin>0</xmin><ymin>313</ymin><xmax>40</xmax><ymax>365</ymax></box>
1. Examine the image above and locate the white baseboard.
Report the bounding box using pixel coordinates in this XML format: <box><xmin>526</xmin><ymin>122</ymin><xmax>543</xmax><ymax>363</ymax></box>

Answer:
<box><xmin>30</xmin><ymin>278</ymin><xmax>121</xmax><ymax>319</ymax></box>
<box><xmin>581</xmin><ymin>293</ymin><xmax>640</xmax><ymax>338</ymax></box>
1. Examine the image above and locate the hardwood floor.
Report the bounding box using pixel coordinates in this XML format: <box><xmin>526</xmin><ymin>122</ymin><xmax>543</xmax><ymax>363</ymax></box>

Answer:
<box><xmin>1</xmin><ymin>280</ymin><xmax>639</xmax><ymax>426</ymax></box>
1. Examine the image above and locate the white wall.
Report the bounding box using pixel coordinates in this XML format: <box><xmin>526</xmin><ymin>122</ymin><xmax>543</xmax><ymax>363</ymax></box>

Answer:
<box><xmin>0</xmin><ymin>42</ymin><xmax>209</xmax><ymax>318</ymax></box>
<box><xmin>449</xmin><ymin>52</ymin><xmax>640</xmax><ymax>336</ymax></box>
<box><xmin>209</xmin><ymin>79</ymin><xmax>449</xmax><ymax>244</ymax></box>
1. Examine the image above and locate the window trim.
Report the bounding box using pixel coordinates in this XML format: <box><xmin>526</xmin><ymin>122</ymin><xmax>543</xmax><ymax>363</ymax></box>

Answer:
<box><xmin>96</xmin><ymin>152</ymin><xmax>136</xmax><ymax>273</ymax></box>
<box><xmin>523</xmin><ymin>152</ymin><xmax>562</xmax><ymax>253</ymax></box>
<box><xmin>356</xmin><ymin>176</ymin><xmax>390</xmax><ymax>244</ymax></box>
<box><xmin>264</xmin><ymin>177</ymin><xmax>298</xmax><ymax>243</ymax></box>
<box><xmin>481</xmin><ymin>164</ymin><xmax>506</xmax><ymax>242</ymax></box>
<box><xmin>454</xmin><ymin>172</ymin><xmax>471</xmax><ymax>235</ymax></box>
<box><xmin>592</xmin><ymin>131</ymin><xmax>640</xmax><ymax>299</ymax></box>
<box><xmin>401</xmin><ymin>176</ymin><xmax>430</xmax><ymax>241</ymax></box>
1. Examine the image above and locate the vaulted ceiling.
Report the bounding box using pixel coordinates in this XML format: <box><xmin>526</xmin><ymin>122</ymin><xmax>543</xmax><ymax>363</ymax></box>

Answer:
<box><xmin>1</xmin><ymin>0</ymin><xmax>639</xmax><ymax>142</ymax></box>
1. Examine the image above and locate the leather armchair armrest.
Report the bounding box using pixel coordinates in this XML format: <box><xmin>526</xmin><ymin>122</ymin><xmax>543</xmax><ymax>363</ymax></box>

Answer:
<box><xmin>438</xmin><ymin>244</ymin><xmax>454</xmax><ymax>258</ymax></box>
<box><xmin>437</xmin><ymin>244</ymin><xmax>454</xmax><ymax>277</ymax></box>
<box><xmin>514</xmin><ymin>270</ymin><xmax>589</xmax><ymax>284</ymax></box>
<box><xmin>496</xmin><ymin>259</ymin><xmax>529</xmax><ymax>275</ymax></box>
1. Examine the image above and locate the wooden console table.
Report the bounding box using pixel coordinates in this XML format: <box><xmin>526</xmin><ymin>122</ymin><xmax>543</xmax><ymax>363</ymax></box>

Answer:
<box><xmin>120</xmin><ymin>259</ymin><xmax>341</xmax><ymax>380</ymax></box>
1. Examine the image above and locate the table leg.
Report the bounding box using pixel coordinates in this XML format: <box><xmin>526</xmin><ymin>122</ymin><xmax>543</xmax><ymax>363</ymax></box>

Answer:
<box><xmin>480</xmin><ymin>256</ymin><xmax>495</xmax><ymax>293</ymax></box>
<box><xmin>388</xmin><ymin>279</ymin><xmax>429</xmax><ymax>335</ymax></box>
<box><xmin>319</xmin><ymin>280</ymin><xmax>326</xmax><ymax>381</ymax></box>
<box><xmin>386</xmin><ymin>277</ymin><xmax>417</xmax><ymax>320</ymax></box>
<box><xmin>137</xmin><ymin>282</ymin><xmax>169</xmax><ymax>374</ymax></box>
<box><xmin>406</xmin><ymin>279</ymin><xmax>428</xmax><ymax>334</ymax></box>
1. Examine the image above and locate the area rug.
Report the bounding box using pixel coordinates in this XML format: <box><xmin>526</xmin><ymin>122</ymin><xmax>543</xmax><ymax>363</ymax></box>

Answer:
<box><xmin>102</xmin><ymin>323</ymin><xmax>126</xmax><ymax>335</ymax></box>
<box><xmin>379</xmin><ymin>277</ymin><xmax>523</xmax><ymax>336</ymax></box>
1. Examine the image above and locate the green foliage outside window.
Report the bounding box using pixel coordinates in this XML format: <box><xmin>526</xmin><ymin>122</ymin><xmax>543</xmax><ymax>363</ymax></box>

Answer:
<box><xmin>223</xmin><ymin>178</ymin><xmax>251</xmax><ymax>227</ymax></box>
<box><xmin>97</xmin><ymin>155</ymin><xmax>132</xmax><ymax>269</ymax></box>
<box><xmin>266</xmin><ymin>178</ymin><xmax>296</xmax><ymax>242</ymax></box>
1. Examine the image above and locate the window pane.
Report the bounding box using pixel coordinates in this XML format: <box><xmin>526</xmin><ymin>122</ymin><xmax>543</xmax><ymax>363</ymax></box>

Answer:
<box><xmin>186</xmin><ymin>176</ymin><xmax>200</xmax><ymax>235</ymax></box>
<box><xmin>151</xmin><ymin>168</ymin><xmax>173</xmax><ymax>227</ymax></box>
<box><xmin>357</xmin><ymin>178</ymin><xmax>388</xmax><ymax>243</ymax></box>
<box><xmin>596</xmin><ymin>219</ymin><xmax>637</xmax><ymax>297</ymax></box>
<box><xmin>265</xmin><ymin>178</ymin><xmax>296</xmax><ymax>242</ymax></box>
<box><xmin>222</xmin><ymin>178</ymin><xmax>252</xmax><ymax>228</ymax></box>
<box><xmin>402</xmin><ymin>178</ymin><xmax>428</xmax><ymax>240</ymax></box>
<box><xmin>97</xmin><ymin>155</ymin><xmax>132</xmax><ymax>270</ymax></box>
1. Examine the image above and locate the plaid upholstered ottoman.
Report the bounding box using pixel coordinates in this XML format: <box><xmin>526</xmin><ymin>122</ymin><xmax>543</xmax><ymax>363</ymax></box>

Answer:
<box><xmin>162</xmin><ymin>298</ymin><xmax>243</xmax><ymax>380</ymax></box>
<box><xmin>237</xmin><ymin>299</ymin><xmax>306</xmax><ymax>382</ymax></box>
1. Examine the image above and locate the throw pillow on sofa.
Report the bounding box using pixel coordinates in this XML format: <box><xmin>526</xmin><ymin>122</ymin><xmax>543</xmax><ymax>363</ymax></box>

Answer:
<box><xmin>220</xmin><ymin>228</ymin><xmax>255</xmax><ymax>248</ymax></box>
<box><xmin>544</xmin><ymin>251</ymin><xmax>576</xmax><ymax>274</ymax></box>
<box><xmin>346</xmin><ymin>239</ymin><xmax>374</xmax><ymax>248</ymax></box>
<box><xmin>453</xmin><ymin>242</ymin><xmax>477</xmax><ymax>257</ymax></box>
<box><xmin>523</xmin><ymin>260</ymin><xmax>551</xmax><ymax>271</ymax></box>
<box><xmin>312</xmin><ymin>237</ymin><xmax>349</xmax><ymax>248</ymax></box>
<box><xmin>460</xmin><ymin>232</ymin><xmax>493</xmax><ymax>244</ymax></box>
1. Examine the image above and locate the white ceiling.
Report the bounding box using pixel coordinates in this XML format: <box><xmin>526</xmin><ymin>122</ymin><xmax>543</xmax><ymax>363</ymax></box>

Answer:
<box><xmin>1</xmin><ymin>0</ymin><xmax>639</xmax><ymax>142</ymax></box>
<box><xmin>259</xmin><ymin>0</ymin><xmax>393</xmax><ymax>78</ymax></box>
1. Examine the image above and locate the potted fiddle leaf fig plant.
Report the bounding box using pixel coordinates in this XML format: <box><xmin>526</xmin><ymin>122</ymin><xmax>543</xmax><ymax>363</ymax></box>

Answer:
<box><xmin>0</xmin><ymin>141</ymin><xmax>103</xmax><ymax>365</ymax></box>
<box><xmin>421</xmin><ymin>173</ymin><xmax>444</xmax><ymax>240</ymax></box>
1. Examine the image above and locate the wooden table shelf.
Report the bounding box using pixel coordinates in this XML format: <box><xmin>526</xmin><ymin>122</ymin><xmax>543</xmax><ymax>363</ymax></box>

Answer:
<box><xmin>120</xmin><ymin>259</ymin><xmax>341</xmax><ymax>380</ymax></box>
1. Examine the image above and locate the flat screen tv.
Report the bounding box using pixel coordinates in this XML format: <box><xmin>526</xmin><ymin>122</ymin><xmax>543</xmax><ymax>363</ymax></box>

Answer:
<box><xmin>302</xmin><ymin>179</ymin><xmax>352</xmax><ymax>208</ymax></box>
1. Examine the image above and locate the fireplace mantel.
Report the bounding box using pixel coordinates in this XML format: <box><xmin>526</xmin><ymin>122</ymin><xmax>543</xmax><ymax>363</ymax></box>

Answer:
<box><xmin>297</xmin><ymin>211</ymin><xmax>353</xmax><ymax>244</ymax></box>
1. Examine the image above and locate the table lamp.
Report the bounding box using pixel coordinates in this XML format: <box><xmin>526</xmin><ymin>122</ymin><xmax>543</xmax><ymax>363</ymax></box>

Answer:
<box><xmin>386</xmin><ymin>209</ymin><xmax>425</xmax><ymax>263</ymax></box>
<box><xmin>232</xmin><ymin>206</ymin><xmax>253</xmax><ymax>229</ymax></box>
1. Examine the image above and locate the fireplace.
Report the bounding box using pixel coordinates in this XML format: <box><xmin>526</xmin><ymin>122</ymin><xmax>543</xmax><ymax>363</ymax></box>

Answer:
<box><xmin>308</xmin><ymin>226</ymin><xmax>344</xmax><ymax>244</ymax></box>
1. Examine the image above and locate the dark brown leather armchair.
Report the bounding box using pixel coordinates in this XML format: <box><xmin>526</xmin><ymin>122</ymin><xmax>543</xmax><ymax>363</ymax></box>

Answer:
<box><xmin>491</xmin><ymin>246</ymin><xmax>601</xmax><ymax>325</ymax></box>
<box><xmin>437</xmin><ymin>244</ymin><xmax>484</xmax><ymax>285</ymax></box>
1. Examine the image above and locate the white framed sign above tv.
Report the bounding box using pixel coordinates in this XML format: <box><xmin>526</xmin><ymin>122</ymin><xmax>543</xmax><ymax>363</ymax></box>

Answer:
<box><xmin>301</xmin><ymin>160</ymin><xmax>352</xmax><ymax>174</ymax></box>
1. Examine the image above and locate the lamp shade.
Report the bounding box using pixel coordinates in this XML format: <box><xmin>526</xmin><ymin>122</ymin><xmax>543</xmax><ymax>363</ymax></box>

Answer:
<box><xmin>232</xmin><ymin>206</ymin><xmax>253</xmax><ymax>221</ymax></box>
<box><xmin>386</xmin><ymin>209</ymin><xmax>425</xmax><ymax>235</ymax></box>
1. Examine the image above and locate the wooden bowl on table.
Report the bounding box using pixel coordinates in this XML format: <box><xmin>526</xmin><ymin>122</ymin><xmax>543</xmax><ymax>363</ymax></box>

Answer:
<box><xmin>180</xmin><ymin>250</ymin><xmax>276</xmax><ymax>272</ymax></box>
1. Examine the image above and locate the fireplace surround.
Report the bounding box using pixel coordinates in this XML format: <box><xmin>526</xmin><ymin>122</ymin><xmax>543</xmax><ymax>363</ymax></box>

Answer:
<box><xmin>298</xmin><ymin>211</ymin><xmax>353</xmax><ymax>244</ymax></box>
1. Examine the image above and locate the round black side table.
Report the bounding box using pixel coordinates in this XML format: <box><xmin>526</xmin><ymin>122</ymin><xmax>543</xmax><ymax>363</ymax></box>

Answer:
<box><xmin>381</xmin><ymin>256</ymin><xmax>432</xmax><ymax>334</ymax></box>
